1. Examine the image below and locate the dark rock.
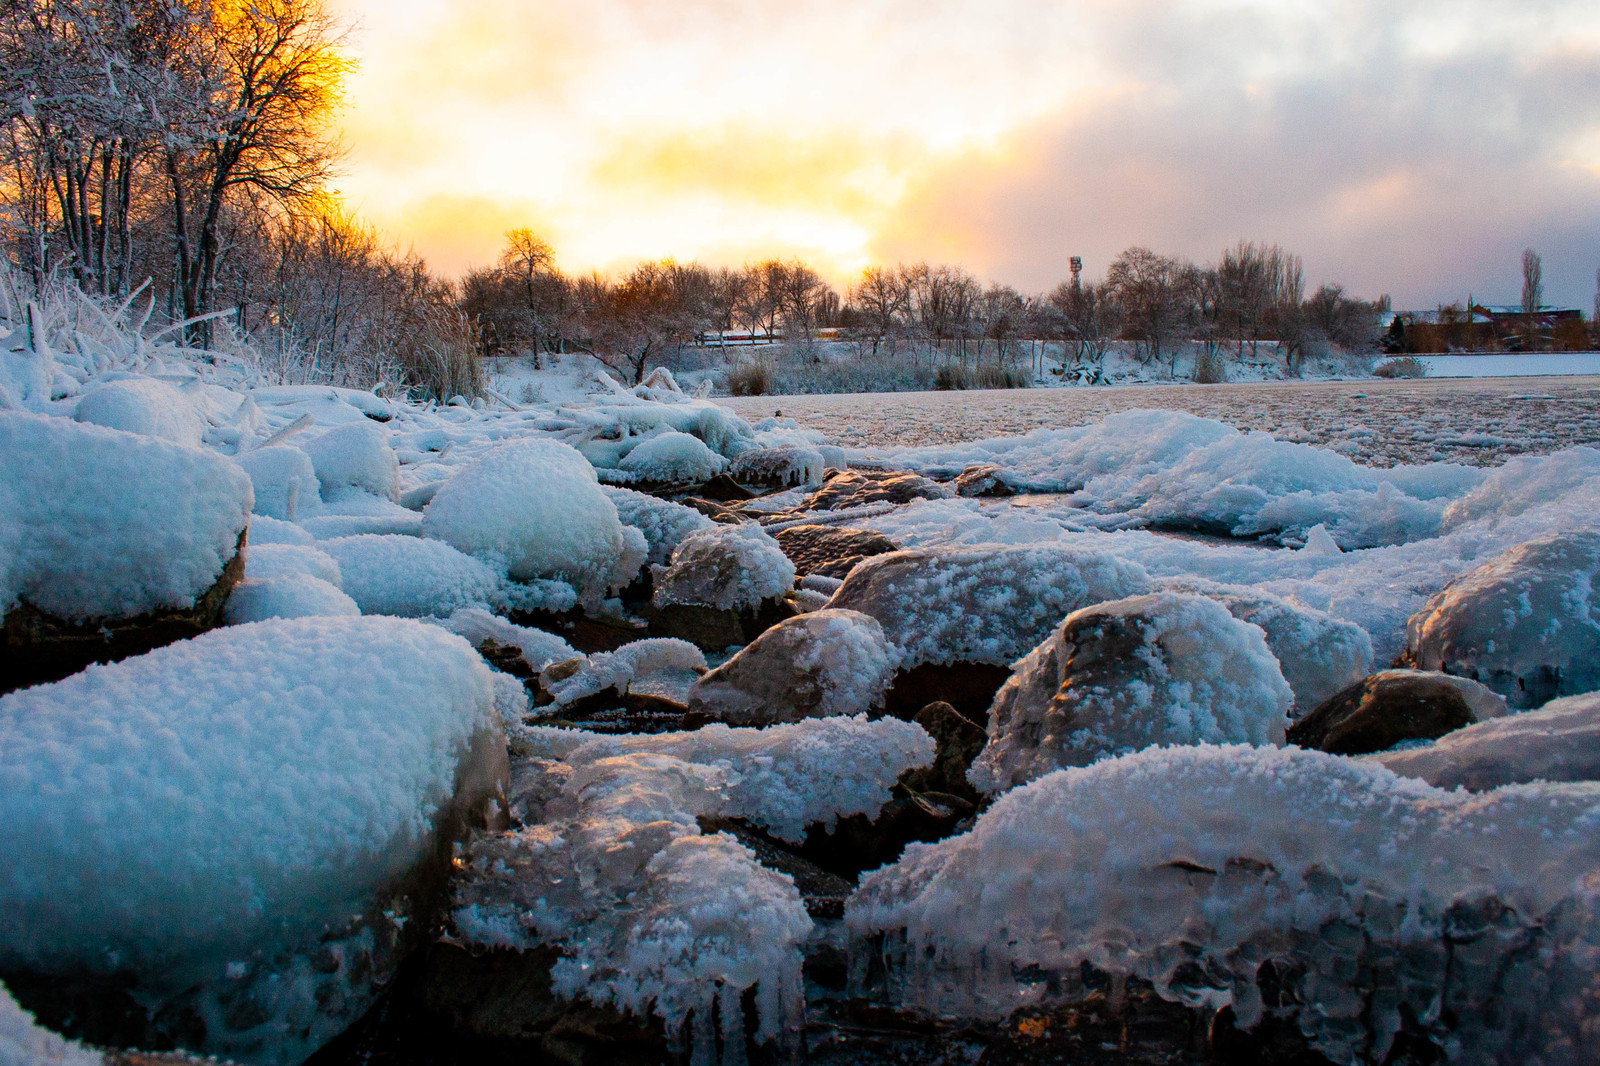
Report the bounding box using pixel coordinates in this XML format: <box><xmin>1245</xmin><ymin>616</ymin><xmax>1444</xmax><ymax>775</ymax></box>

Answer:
<box><xmin>643</xmin><ymin>597</ymin><xmax>794</xmax><ymax>652</ymax></box>
<box><xmin>802</xmin><ymin>469</ymin><xmax>952</xmax><ymax>511</ymax></box>
<box><xmin>681</xmin><ymin>496</ymin><xmax>747</xmax><ymax>523</ymax></box>
<box><xmin>1288</xmin><ymin>670</ymin><xmax>1504</xmax><ymax>755</ymax></box>
<box><xmin>772</xmin><ymin>524</ymin><xmax>899</xmax><ymax>579</ymax></box>
<box><xmin>506</xmin><ymin>608</ymin><xmax>648</xmax><ymax>654</ymax></box>
<box><xmin>798</xmin><ymin>787</ymin><xmax>975</xmax><ymax>878</ymax></box>
<box><xmin>697</xmin><ymin>472</ymin><xmax>759</xmax><ymax>501</ymax></box>
<box><xmin>881</xmin><ymin>661</ymin><xmax>1012</xmax><ymax>722</ymax></box>
<box><xmin>952</xmin><ymin>463</ymin><xmax>1012</xmax><ymax>497</ymax></box>
<box><xmin>1</xmin><ymin>530</ymin><xmax>246</xmax><ymax>696</ymax></box>
<box><xmin>475</xmin><ymin>638</ymin><xmax>535</xmax><ymax>680</ymax></box>
<box><xmin>898</xmin><ymin>702</ymin><xmax>988</xmax><ymax>802</ymax></box>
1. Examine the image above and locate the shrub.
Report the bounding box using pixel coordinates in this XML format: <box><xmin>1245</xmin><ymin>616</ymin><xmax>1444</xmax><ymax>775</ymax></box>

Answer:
<box><xmin>726</xmin><ymin>358</ymin><xmax>773</xmax><ymax>396</ymax></box>
<box><xmin>1372</xmin><ymin>356</ymin><xmax>1427</xmax><ymax>379</ymax></box>
<box><xmin>1193</xmin><ymin>349</ymin><xmax>1228</xmax><ymax>384</ymax></box>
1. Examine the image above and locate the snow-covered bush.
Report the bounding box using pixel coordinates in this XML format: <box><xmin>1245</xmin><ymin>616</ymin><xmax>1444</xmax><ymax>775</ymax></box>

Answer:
<box><xmin>652</xmin><ymin>522</ymin><xmax>796</xmax><ymax>611</ymax></box>
<box><xmin>827</xmin><ymin>544</ymin><xmax>1151</xmax><ymax>668</ymax></box>
<box><xmin>969</xmin><ymin>593</ymin><xmax>1292</xmax><ymax>794</ymax></box>
<box><xmin>0</xmin><ymin>411</ymin><xmax>251</xmax><ymax>621</ymax></box>
<box><xmin>849</xmin><ymin>744</ymin><xmax>1600</xmax><ymax>1065</ymax></box>
<box><xmin>0</xmin><ymin>616</ymin><xmax>506</xmax><ymax>1064</ymax></box>
<box><xmin>422</xmin><ymin>439</ymin><xmax>645</xmax><ymax>607</ymax></box>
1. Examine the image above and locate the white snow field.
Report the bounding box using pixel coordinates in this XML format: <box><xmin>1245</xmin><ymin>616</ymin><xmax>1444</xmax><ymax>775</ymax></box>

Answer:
<box><xmin>6</xmin><ymin>279</ymin><xmax>1600</xmax><ymax>1063</ymax></box>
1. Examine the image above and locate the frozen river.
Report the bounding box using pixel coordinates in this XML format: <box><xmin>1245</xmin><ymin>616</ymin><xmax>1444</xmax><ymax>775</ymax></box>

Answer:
<box><xmin>719</xmin><ymin>375</ymin><xmax>1600</xmax><ymax>466</ymax></box>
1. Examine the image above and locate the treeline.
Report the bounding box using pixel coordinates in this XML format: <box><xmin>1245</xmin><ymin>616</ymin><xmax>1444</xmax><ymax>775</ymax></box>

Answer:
<box><xmin>2</xmin><ymin>0</ymin><xmax>1389</xmax><ymax>397</ymax></box>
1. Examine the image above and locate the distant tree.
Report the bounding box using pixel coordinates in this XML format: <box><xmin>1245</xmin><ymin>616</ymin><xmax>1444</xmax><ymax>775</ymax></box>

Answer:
<box><xmin>1521</xmin><ymin>248</ymin><xmax>1543</xmax><ymax>316</ymax></box>
<box><xmin>1048</xmin><ymin>277</ymin><xmax>1118</xmax><ymax>369</ymax></box>
<box><xmin>849</xmin><ymin>265</ymin><xmax>905</xmax><ymax>357</ymax></box>
<box><xmin>1104</xmin><ymin>246</ymin><xmax>1188</xmax><ymax>371</ymax></box>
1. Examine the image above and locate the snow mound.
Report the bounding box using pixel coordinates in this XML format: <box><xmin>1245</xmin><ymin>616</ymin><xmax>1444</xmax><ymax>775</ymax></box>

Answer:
<box><xmin>297</xmin><ymin>421</ymin><xmax>400</xmax><ymax>502</ymax></box>
<box><xmin>618</xmin><ymin>431</ymin><xmax>727</xmax><ymax>483</ymax></box>
<box><xmin>245</xmin><ymin>515</ymin><xmax>315</xmax><ymax>546</ymax></box>
<box><xmin>0</xmin><ymin>411</ymin><xmax>251</xmax><ymax>621</ymax></box>
<box><xmin>827</xmin><ymin>544</ymin><xmax>1151</xmax><ymax>668</ymax></box>
<box><xmin>969</xmin><ymin>593</ymin><xmax>1292</xmax><ymax>794</ymax></box>
<box><xmin>73</xmin><ymin>377</ymin><xmax>203</xmax><ymax>447</ymax></box>
<box><xmin>1368</xmin><ymin>691</ymin><xmax>1600</xmax><ymax>790</ymax></box>
<box><xmin>234</xmin><ymin>445</ymin><xmax>321</xmax><ymax>521</ymax></box>
<box><xmin>245</xmin><ymin>543</ymin><xmax>341</xmax><ymax>586</ymax></box>
<box><xmin>540</xmin><ymin>638</ymin><xmax>707</xmax><ymax>708</ymax></box>
<box><xmin>848</xmin><ymin>744</ymin><xmax>1600</xmax><ymax>1065</ymax></box>
<box><xmin>224</xmin><ymin>575</ymin><xmax>360</xmax><ymax>624</ymax></box>
<box><xmin>454</xmin><ymin>715</ymin><xmax>931</xmax><ymax>1060</ymax></box>
<box><xmin>1163</xmin><ymin>578</ymin><xmax>1372</xmax><ymax>714</ymax></box>
<box><xmin>430</xmin><ymin>608</ymin><xmax>579</xmax><ymax>672</ymax></box>
<box><xmin>0</xmin><ymin>616</ymin><xmax>503</xmax><ymax>1062</ymax></box>
<box><xmin>0</xmin><ymin>982</ymin><xmax>101</xmax><ymax>1066</ymax></box>
<box><xmin>652</xmin><ymin>522</ymin><xmax>796</xmax><ymax>611</ymax></box>
<box><xmin>1440</xmin><ymin>446</ymin><xmax>1600</xmax><ymax>532</ymax></box>
<box><xmin>1406</xmin><ymin>531</ymin><xmax>1600</xmax><ymax>709</ymax></box>
<box><xmin>601</xmin><ymin>486</ymin><xmax>715</xmax><ymax>566</ymax></box>
<box><xmin>319</xmin><ymin>534</ymin><xmax>501</xmax><ymax>618</ymax></box>
<box><xmin>688</xmin><ymin>609</ymin><xmax>902</xmax><ymax>724</ymax></box>
<box><xmin>422</xmin><ymin>439</ymin><xmax>644</xmax><ymax>607</ymax></box>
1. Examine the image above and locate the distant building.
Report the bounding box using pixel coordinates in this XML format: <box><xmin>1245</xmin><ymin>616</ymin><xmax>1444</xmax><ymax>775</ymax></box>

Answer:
<box><xmin>1386</xmin><ymin>303</ymin><xmax>1585</xmax><ymax>353</ymax></box>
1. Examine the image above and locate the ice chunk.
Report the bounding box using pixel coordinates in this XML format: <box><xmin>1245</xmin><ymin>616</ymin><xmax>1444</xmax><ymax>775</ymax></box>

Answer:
<box><xmin>1440</xmin><ymin>446</ymin><xmax>1600</xmax><ymax>532</ymax></box>
<box><xmin>602</xmin><ymin>486</ymin><xmax>715</xmax><ymax>565</ymax></box>
<box><xmin>0</xmin><ymin>617</ymin><xmax>505</xmax><ymax>1064</ymax></box>
<box><xmin>826</xmin><ymin>544</ymin><xmax>1150</xmax><ymax>668</ymax></box>
<box><xmin>234</xmin><ymin>446</ymin><xmax>321</xmax><ymax>521</ymax></box>
<box><xmin>224</xmin><ymin>575</ymin><xmax>359</xmax><ymax>624</ymax></box>
<box><xmin>618</xmin><ymin>430</ymin><xmax>728</xmax><ymax>483</ymax></box>
<box><xmin>1405</xmin><ymin>531</ymin><xmax>1600</xmax><ymax>708</ymax></box>
<box><xmin>729</xmin><ymin>444</ymin><xmax>826</xmax><ymax>488</ymax></box>
<box><xmin>0</xmin><ymin>982</ymin><xmax>101</xmax><ymax>1066</ymax></box>
<box><xmin>319</xmin><ymin>534</ymin><xmax>501</xmax><ymax>618</ymax></box>
<box><xmin>652</xmin><ymin>522</ymin><xmax>796</xmax><ymax>611</ymax></box>
<box><xmin>73</xmin><ymin>377</ymin><xmax>204</xmax><ymax>447</ymax></box>
<box><xmin>422</xmin><ymin>439</ymin><xmax>644</xmax><ymax>607</ymax></box>
<box><xmin>848</xmin><ymin>744</ymin><xmax>1600</xmax><ymax>1064</ymax></box>
<box><xmin>1367</xmin><ymin>690</ymin><xmax>1600</xmax><ymax>790</ymax></box>
<box><xmin>244</xmin><ymin>543</ymin><xmax>341</xmax><ymax>587</ymax></box>
<box><xmin>0</xmin><ymin>412</ymin><xmax>251</xmax><ymax>621</ymax></box>
<box><xmin>968</xmin><ymin>592</ymin><xmax>1292</xmax><ymax>794</ymax></box>
<box><xmin>688</xmin><ymin>609</ymin><xmax>902</xmax><ymax>724</ymax></box>
<box><xmin>540</xmin><ymin>638</ymin><xmax>707</xmax><ymax>708</ymax></box>
<box><xmin>296</xmin><ymin>421</ymin><xmax>400</xmax><ymax>502</ymax></box>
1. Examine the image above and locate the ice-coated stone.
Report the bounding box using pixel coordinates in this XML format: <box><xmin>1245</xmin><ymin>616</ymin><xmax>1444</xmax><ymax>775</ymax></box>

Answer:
<box><xmin>1287</xmin><ymin>669</ymin><xmax>1505</xmax><ymax>755</ymax></box>
<box><xmin>652</xmin><ymin>522</ymin><xmax>795</xmax><ymax>612</ymax></box>
<box><xmin>729</xmin><ymin>444</ymin><xmax>826</xmax><ymax>488</ymax></box>
<box><xmin>1366</xmin><ymin>690</ymin><xmax>1600</xmax><ymax>790</ymax></box>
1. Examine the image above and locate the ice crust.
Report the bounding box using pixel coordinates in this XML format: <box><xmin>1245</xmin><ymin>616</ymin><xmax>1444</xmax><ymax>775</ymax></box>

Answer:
<box><xmin>688</xmin><ymin>609</ymin><xmax>902</xmax><ymax>724</ymax></box>
<box><xmin>1367</xmin><ymin>691</ymin><xmax>1600</xmax><ymax>790</ymax></box>
<box><xmin>224</xmin><ymin>574</ymin><xmax>359</xmax><ymax>624</ymax></box>
<box><xmin>0</xmin><ymin>617</ymin><xmax>498</xmax><ymax>997</ymax></box>
<box><xmin>422</xmin><ymin>439</ymin><xmax>644</xmax><ymax>606</ymax></box>
<box><xmin>0</xmin><ymin>411</ymin><xmax>251</xmax><ymax>620</ymax></box>
<box><xmin>601</xmin><ymin>486</ymin><xmax>715</xmax><ymax>566</ymax></box>
<box><xmin>0</xmin><ymin>982</ymin><xmax>101</xmax><ymax>1066</ymax></box>
<box><xmin>453</xmin><ymin>716</ymin><xmax>932</xmax><ymax>1061</ymax></box>
<box><xmin>318</xmin><ymin>534</ymin><xmax>502</xmax><ymax>618</ymax></box>
<box><xmin>848</xmin><ymin>744</ymin><xmax>1600</xmax><ymax>1065</ymax></box>
<box><xmin>826</xmin><ymin>544</ymin><xmax>1151</xmax><ymax>667</ymax></box>
<box><xmin>652</xmin><ymin>522</ymin><xmax>796</xmax><ymax>611</ymax></box>
<box><xmin>618</xmin><ymin>430</ymin><xmax>728</xmax><ymax>482</ymax></box>
<box><xmin>968</xmin><ymin>592</ymin><xmax>1293</xmax><ymax>794</ymax></box>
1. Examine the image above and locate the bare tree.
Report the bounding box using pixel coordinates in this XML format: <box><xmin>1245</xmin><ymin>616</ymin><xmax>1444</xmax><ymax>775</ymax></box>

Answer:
<box><xmin>1521</xmin><ymin>248</ymin><xmax>1543</xmax><ymax>316</ymax></box>
<box><xmin>1105</xmin><ymin>246</ymin><xmax>1188</xmax><ymax>371</ymax></box>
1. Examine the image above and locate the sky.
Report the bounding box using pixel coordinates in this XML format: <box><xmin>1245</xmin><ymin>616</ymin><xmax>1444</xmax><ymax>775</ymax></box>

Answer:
<box><xmin>326</xmin><ymin>0</ymin><xmax>1600</xmax><ymax>310</ymax></box>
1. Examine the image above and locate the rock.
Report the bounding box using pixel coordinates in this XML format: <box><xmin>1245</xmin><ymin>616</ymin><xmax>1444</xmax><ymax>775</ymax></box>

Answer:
<box><xmin>73</xmin><ymin>378</ymin><xmax>205</xmax><ymax>447</ymax></box>
<box><xmin>651</xmin><ymin>523</ymin><xmax>795</xmax><ymax>612</ymax></box>
<box><xmin>679</xmin><ymin>496</ymin><xmax>746</xmax><ymax>523</ymax></box>
<box><xmin>880</xmin><ymin>661</ymin><xmax>1014</xmax><ymax>722</ymax></box>
<box><xmin>1</xmin><ymin>529</ymin><xmax>245</xmax><ymax>696</ymax></box>
<box><xmin>1404</xmin><ymin>531</ymin><xmax>1600</xmax><ymax>709</ymax></box>
<box><xmin>729</xmin><ymin>444</ymin><xmax>826</xmax><ymax>488</ymax></box>
<box><xmin>642</xmin><ymin>598</ymin><xmax>793</xmax><ymax>652</ymax></box>
<box><xmin>898</xmin><ymin>702</ymin><xmax>988</xmax><ymax>802</ymax></box>
<box><xmin>1366</xmin><ymin>690</ymin><xmax>1600</xmax><ymax>790</ymax></box>
<box><xmin>694</xmin><ymin>472</ymin><xmax>758</xmax><ymax>501</ymax></box>
<box><xmin>798</xmin><ymin>787</ymin><xmax>974</xmax><ymax>878</ymax></box>
<box><xmin>1288</xmin><ymin>669</ymin><xmax>1506</xmax><ymax>755</ymax></box>
<box><xmin>234</xmin><ymin>445</ymin><xmax>321</xmax><ymax>520</ymax></box>
<box><xmin>297</xmin><ymin>420</ymin><xmax>400</xmax><ymax>502</ymax></box>
<box><xmin>687</xmin><ymin>609</ymin><xmax>901</xmax><ymax>725</ymax></box>
<box><xmin>802</xmin><ymin>468</ymin><xmax>952</xmax><ymax>510</ymax></box>
<box><xmin>508</xmin><ymin>607</ymin><xmax>649</xmax><ymax>654</ymax></box>
<box><xmin>968</xmin><ymin>593</ymin><xmax>1293</xmax><ymax>795</ymax></box>
<box><xmin>772</xmin><ymin>523</ymin><xmax>899</xmax><ymax>578</ymax></box>
<box><xmin>827</xmin><ymin>545</ymin><xmax>1151</xmax><ymax>671</ymax></box>
<box><xmin>952</xmin><ymin>463</ymin><xmax>1012</xmax><ymax>497</ymax></box>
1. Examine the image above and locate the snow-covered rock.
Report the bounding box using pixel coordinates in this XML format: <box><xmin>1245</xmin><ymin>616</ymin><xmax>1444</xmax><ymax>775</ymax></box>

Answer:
<box><xmin>826</xmin><ymin>545</ymin><xmax>1150</xmax><ymax>669</ymax></box>
<box><xmin>601</xmin><ymin>486</ymin><xmax>715</xmax><ymax>566</ymax></box>
<box><xmin>0</xmin><ymin>616</ymin><xmax>507</xmax><ymax>1064</ymax></box>
<box><xmin>318</xmin><ymin>534</ymin><xmax>502</xmax><ymax>618</ymax></box>
<box><xmin>652</xmin><ymin>522</ymin><xmax>795</xmax><ymax>612</ymax></box>
<box><xmin>1405</xmin><ymin>531</ymin><xmax>1600</xmax><ymax>708</ymax></box>
<box><xmin>453</xmin><ymin>716</ymin><xmax>932</xmax><ymax>1061</ymax></box>
<box><xmin>1367</xmin><ymin>690</ymin><xmax>1600</xmax><ymax>790</ymax></box>
<box><xmin>245</xmin><ymin>514</ymin><xmax>315</xmax><ymax>546</ymax></box>
<box><xmin>968</xmin><ymin>592</ymin><xmax>1292</xmax><ymax>794</ymax></box>
<box><xmin>538</xmin><ymin>638</ymin><xmax>706</xmax><ymax>709</ymax></box>
<box><xmin>224</xmin><ymin>574</ymin><xmax>360</xmax><ymax>624</ymax></box>
<box><xmin>729</xmin><ymin>444</ymin><xmax>826</xmax><ymax>488</ymax></box>
<box><xmin>234</xmin><ymin>445</ymin><xmax>321</xmax><ymax>521</ymax></box>
<box><xmin>429</xmin><ymin>608</ymin><xmax>580</xmax><ymax>673</ymax></box>
<box><xmin>422</xmin><ymin>439</ymin><xmax>645</xmax><ymax>608</ymax></box>
<box><xmin>296</xmin><ymin>421</ymin><xmax>400</xmax><ymax>502</ymax></box>
<box><xmin>617</xmin><ymin>430</ymin><xmax>727</xmax><ymax>483</ymax></box>
<box><xmin>687</xmin><ymin>609</ymin><xmax>902</xmax><ymax>724</ymax></box>
<box><xmin>244</xmin><ymin>542</ymin><xmax>341</xmax><ymax>586</ymax></box>
<box><xmin>0</xmin><ymin>411</ymin><xmax>251</xmax><ymax>622</ymax></box>
<box><xmin>848</xmin><ymin>744</ymin><xmax>1600</xmax><ymax>1065</ymax></box>
<box><xmin>1287</xmin><ymin>669</ymin><xmax>1505</xmax><ymax>755</ymax></box>
<box><xmin>73</xmin><ymin>378</ymin><xmax>204</xmax><ymax>448</ymax></box>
